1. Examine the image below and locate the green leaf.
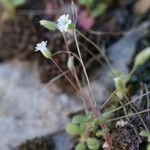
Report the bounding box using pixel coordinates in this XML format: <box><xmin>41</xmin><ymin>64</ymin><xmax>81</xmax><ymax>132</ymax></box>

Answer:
<box><xmin>65</xmin><ymin>123</ymin><xmax>82</xmax><ymax>136</ymax></box>
<box><xmin>96</xmin><ymin>130</ymin><xmax>104</xmax><ymax>137</ymax></box>
<box><xmin>140</xmin><ymin>130</ymin><xmax>150</xmax><ymax>137</ymax></box>
<box><xmin>86</xmin><ymin>111</ymin><xmax>93</xmax><ymax>122</ymax></box>
<box><xmin>91</xmin><ymin>119</ymin><xmax>99</xmax><ymax>132</ymax></box>
<box><xmin>12</xmin><ymin>0</ymin><xmax>26</xmax><ymax>7</ymax></box>
<box><xmin>80</xmin><ymin>123</ymin><xmax>87</xmax><ymax>132</ymax></box>
<box><xmin>75</xmin><ymin>143</ymin><xmax>86</xmax><ymax>150</ymax></box>
<box><xmin>72</xmin><ymin>115</ymin><xmax>87</xmax><ymax>124</ymax></box>
<box><xmin>38</xmin><ymin>48</ymin><xmax>51</xmax><ymax>59</ymax></box>
<box><xmin>96</xmin><ymin>129</ymin><xmax>108</xmax><ymax>137</ymax></box>
<box><xmin>40</xmin><ymin>20</ymin><xmax>57</xmax><ymax>31</ymax></box>
<box><xmin>87</xmin><ymin>138</ymin><xmax>100</xmax><ymax>150</ymax></box>
<box><xmin>96</xmin><ymin>111</ymin><xmax>112</xmax><ymax>124</ymax></box>
<box><xmin>148</xmin><ymin>144</ymin><xmax>150</xmax><ymax>150</ymax></box>
<box><xmin>79</xmin><ymin>0</ymin><xmax>94</xmax><ymax>6</ymax></box>
<box><xmin>91</xmin><ymin>3</ymin><xmax>107</xmax><ymax>17</ymax></box>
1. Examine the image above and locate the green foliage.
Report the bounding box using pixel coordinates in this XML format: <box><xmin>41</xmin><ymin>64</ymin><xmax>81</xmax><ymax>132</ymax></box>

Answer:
<box><xmin>66</xmin><ymin>113</ymin><xmax>92</xmax><ymax>136</ymax></box>
<box><xmin>40</xmin><ymin>20</ymin><xmax>57</xmax><ymax>31</ymax></box>
<box><xmin>75</xmin><ymin>143</ymin><xmax>86</xmax><ymax>150</ymax></box>
<box><xmin>72</xmin><ymin>115</ymin><xmax>87</xmax><ymax>124</ymax></box>
<box><xmin>65</xmin><ymin>123</ymin><xmax>83</xmax><ymax>136</ymax></box>
<box><xmin>79</xmin><ymin>0</ymin><xmax>94</xmax><ymax>6</ymax></box>
<box><xmin>66</xmin><ymin>112</ymin><xmax>102</xmax><ymax>149</ymax></box>
<box><xmin>87</xmin><ymin>138</ymin><xmax>100</xmax><ymax>150</ymax></box>
<box><xmin>95</xmin><ymin>129</ymin><xmax>108</xmax><ymax>137</ymax></box>
<box><xmin>148</xmin><ymin>144</ymin><xmax>150</xmax><ymax>150</ymax></box>
<box><xmin>91</xmin><ymin>3</ymin><xmax>107</xmax><ymax>17</ymax></box>
<box><xmin>65</xmin><ymin>111</ymin><xmax>112</xmax><ymax>149</ymax></box>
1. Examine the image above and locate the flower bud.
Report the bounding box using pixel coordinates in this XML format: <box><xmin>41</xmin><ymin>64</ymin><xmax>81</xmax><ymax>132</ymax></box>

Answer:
<box><xmin>113</xmin><ymin>77</ymin><xmax>124</xmax><ymax>99</ymax></box>
<box><xmin>67</xmin><ymin>56</ymin><xmax>74</xmax><ymax>71</ymax></box>
<box><xmin>135</xmin><ymin>47</ymin><xmax>150</xmax><ymax>66</ymax></box>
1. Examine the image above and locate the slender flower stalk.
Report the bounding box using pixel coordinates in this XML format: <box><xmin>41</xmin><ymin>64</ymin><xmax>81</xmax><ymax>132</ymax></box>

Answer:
<box><xmin>71</xmin><ymin>2</ymin><xmax>112</xmax><ymax>149</ymax></box>
<box><xmin>62</xmin><ymin>31</ymin><xmax>90</xmax><ymax>113</ymax></box>
<box><xmin>76</xmin><ymin>29</ymin><xmax>113</xmax><ymax>73</ymax></box>
<box><xmin>73</xmin><ymin>29</ymin><xmax>96</xmax><ymax>107</ymax></box>
<box><xmin>50</xmin><ymin>57</ymin><xmax>94</xmax><ymax>112</ymax></box>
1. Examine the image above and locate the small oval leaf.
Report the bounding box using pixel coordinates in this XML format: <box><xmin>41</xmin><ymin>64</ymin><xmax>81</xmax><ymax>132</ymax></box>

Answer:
<box><xmin>65</xmin><ymin>123</ymin><xmax>82</xmax><ymax>136</ymax></box>
<box><xmin>75</xmin><ymin>143</ymin><xmax>86</xmax><ymax>150</ymax></box>
<box><xmin>87</xmin><ymin>138</ymin><xmax>100</xmax><ymax>150</ymax></box>
<box><xmin>72</xmin><ymin>115</ymin><xmax>86</xmax><ymax>124</ymax></box>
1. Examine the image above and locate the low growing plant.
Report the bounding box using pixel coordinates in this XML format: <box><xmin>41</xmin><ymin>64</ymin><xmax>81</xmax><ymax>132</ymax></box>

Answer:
<box><xmin>34</xmin><ymin>1</ymin><xmax>150</xmax><ymax>149</ymax></box>
<box><xmin>66</xmin><ymin>112</ymin><xmax>111</xmax><ymax>150</ymax></box>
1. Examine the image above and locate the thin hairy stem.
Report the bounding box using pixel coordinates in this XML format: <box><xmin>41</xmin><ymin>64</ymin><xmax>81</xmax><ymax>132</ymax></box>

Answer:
<box><xmin>108</xmin><ymin>109</ymin><xmax>150</xmax><ymax>122</ymax></box>
<box><xmin>73</xmin><ymin>29</ymin><xmax>96</xmax><ymax>107</ymax></box>
<box><xmin>76</xmin><ymin>29</ymin><xmax>113</xmax><ymax>73</ymax></box>
<box><xmin>107</xmin><ymin>91</ymin><xmax>150</xmax><ymax>114</ymax></box>
<box><xmin>50</xmin><ymin>57</ymin><xmax>92</xmax><ymax>112</ymax></box>
<box><xmin>62</xmin><ymin>33</ymin><xmax>91</xmax><ymax>112</ymax></box>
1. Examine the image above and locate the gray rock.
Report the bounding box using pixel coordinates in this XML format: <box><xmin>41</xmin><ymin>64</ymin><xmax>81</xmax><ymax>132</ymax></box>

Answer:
<box><xmin>0</xmin><ymin>61</ymin><xmax>82</xmax><ymax>150</ymax></box>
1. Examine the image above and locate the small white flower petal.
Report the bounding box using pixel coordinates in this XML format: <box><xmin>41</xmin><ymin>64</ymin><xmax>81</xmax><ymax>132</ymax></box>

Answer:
<box><xmin>56</xmin><ymin>14</ymin><xmax>72</xmax><ymax>32</ymax></box>
<box><xmin>35</xmin><ymin>41</ymin><xmax>51</xmax><ymax>59</ymax></box>
<box><xmin>35</xmin><ymin>41</ymin><xmax>48</xmax><ymax>51</ymax></box>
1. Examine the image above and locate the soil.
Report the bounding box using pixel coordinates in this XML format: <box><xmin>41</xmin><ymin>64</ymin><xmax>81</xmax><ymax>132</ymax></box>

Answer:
<box><xmin>18</xmin><ymin>135</ymin><xmax>55</xmax><ymax>150</ymax></box>
<box><xmin>0</xmin><ymin>0</ymin><xmax>45</xmax><ymax>61</ymax></box>
<box><xmin>0</xmin><ymin>15</ymin><xmax>43</xmax><ymax>61</ymax></box>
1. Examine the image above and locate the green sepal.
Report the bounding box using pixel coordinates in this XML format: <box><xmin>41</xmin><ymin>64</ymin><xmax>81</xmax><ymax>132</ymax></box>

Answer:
<box><xmin>69</xmin><ymin>23</ymin><xmax>75</xmax><ymax>30</ymax></box>
<box><xmin>42</xmin><ymin>49</ymin><xmax>51</xmax><ymax>59</ymax></box>
<box><xmin>40</xmin><ymin>20</ymin><xmax>57</xmax><ymax>31</ymax></box>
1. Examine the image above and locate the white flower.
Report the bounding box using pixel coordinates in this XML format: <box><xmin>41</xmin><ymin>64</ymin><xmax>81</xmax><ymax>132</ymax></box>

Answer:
<box><xmin>116</xmin><ymin>120</ymin><xmax>128</xmax><ymax>127</ymax></box>
<box><xmin>56</xmin><ymin>14</ymin><xmax>72</xmax><ymax>32</ymax></box>
<box><xmin>35</xmin><ymin>41</ymin><xmax>47</xmax><ymax>52</ymax></box>
<box><xmin>35</xmin><ymin>41</ymin><xmax>51</xmax><ymax>59</ymax></box>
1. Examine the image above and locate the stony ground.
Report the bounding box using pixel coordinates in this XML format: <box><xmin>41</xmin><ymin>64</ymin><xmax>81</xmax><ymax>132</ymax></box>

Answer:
<box><xmin>0</xmin><ymin>61</ymin><xmax>82</xmax><ymax>150</ymax></box>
